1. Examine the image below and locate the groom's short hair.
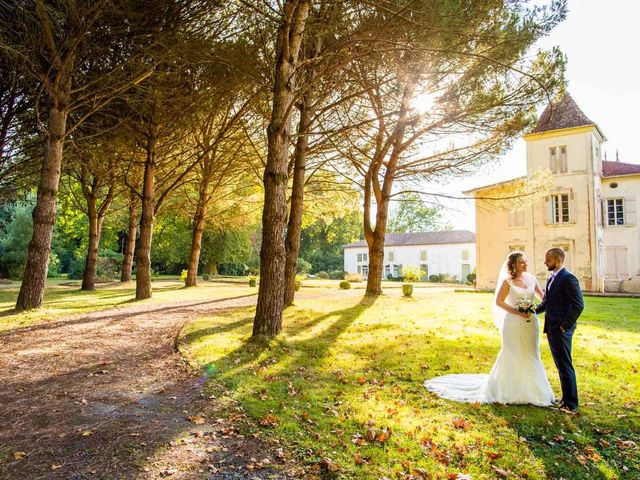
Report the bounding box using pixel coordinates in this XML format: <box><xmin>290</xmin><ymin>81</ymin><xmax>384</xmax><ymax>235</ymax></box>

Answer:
<box><xmin>547</xmin><ymin>247</ymin><xmax>565</xmax><ymax>262</ymax></box>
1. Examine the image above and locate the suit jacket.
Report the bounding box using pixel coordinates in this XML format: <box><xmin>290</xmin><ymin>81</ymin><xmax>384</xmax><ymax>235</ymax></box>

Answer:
<box><xmin>536</xmin><ymin>268</ymin><xmax>584</xmax><ymax>334</ymax></box>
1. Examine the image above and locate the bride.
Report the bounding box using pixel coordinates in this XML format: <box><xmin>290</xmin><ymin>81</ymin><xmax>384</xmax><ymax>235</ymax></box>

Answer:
<box><xmin>424</xmin><ymin>251</ymin><xmax>555</xmax><ymax>406</ymax></box>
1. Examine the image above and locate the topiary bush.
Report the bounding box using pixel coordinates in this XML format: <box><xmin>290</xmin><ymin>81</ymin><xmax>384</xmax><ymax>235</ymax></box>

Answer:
<box><xmin>248</xmin><ymin>275</ymin><xmax>258</xmax><ymax>287</ymax></box>
<box><xmin>339</xmin><ymin>280</ymin><xmax>351</xmax><ymax>290</ymax></box>
<box><xmin>429</xmin><ymin>274</ymin><xmax>439</xmax><ymax>283</ymax></box>
<box><xmin>202</xmin><ymin>273</ymin><xmax>210</xmax><ymax>281</ymax></box>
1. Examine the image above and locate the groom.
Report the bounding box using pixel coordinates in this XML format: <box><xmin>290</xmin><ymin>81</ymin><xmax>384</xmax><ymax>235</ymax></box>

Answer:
<box><xmin>536</xmin><ymin>248</ymin><xmax>584</xmax><ymax>413</ymax></box>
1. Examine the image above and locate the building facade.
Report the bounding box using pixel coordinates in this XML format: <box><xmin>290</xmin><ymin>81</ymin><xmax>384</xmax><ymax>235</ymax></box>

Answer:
<box><xmin>467</xmin><ymin>93</ymin><xmax>640</xmax><ymax>292</ymax></box>
<box><xmin>343</xmin><ymin>231</ymin><xmax>476</xmax><ymax>282</ymax></box>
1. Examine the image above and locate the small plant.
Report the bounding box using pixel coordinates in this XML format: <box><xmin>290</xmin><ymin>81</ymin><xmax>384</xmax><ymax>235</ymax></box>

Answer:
<box><xmin>467</xmin><ymin>273</ymin><xmax>477</xmax><ymax>283</ymax></box>
<box><xmin>248</xmin><ymin>275</ymin><xmax>258</xmax><ymax>287</ymax></box>
<box><xmin>202</xmin><ymin>273</ymin><xmax>210</xmax><ymax>281</ymax></box>
<box><xmin>317</xmin><ymin>271</ymin><xmax>329</xmax><ymax>279</ymax></box>
<box><xmin>344</xmin><ymin>273</ymin><xmax>363</xmax><ymax>282</ymax></box>
<box><xmin>401</xmin><ymin>265</ymin><xmax>421</xmax><ymax>283</ymax></box>
<box><xmin>180</xmin><ymin>269</ymin><xmax>188</xmax><ymax>284</ymax></box>
<box><xmin>339</xmin><ymin>280</ymin><xmax>351</xmax><ymax>290</ymax></box>
<box><xmin>402</xmin><ymin>284</ymin><xmax>413</xmax><ymax>297</ymax></box>
<box><xmin>386</xmin><ymin>273</ymin><xmax>393</xmax><ymax>280</ymax></box>
<box><xmin>429</xmin><ymin>274</ymin><xmax>439</xmax><ymax>283</ymax></box>
<box><xmin>294</xmin><ymin>274</ymin><xmax>304</xmax><ymax>291</ymax></box>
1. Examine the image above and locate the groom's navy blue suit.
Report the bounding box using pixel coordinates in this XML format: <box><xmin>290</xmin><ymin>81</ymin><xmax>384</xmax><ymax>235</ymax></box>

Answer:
<box><xmin>536</xmin><ymin>267</ymin><xmax>584</xmax><ymax>410</ymax></box>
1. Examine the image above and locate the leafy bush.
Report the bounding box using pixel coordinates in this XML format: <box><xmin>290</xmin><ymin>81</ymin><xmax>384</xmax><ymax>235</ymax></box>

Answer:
<box><xmin>180</xmin><ymin>269</ymin><xmax>188</xmax><ymax>284</ymax></box>
<box><xmin>316</xmin><ymin>271</ymin><xmax>329</xmax><ymax>279</ymax></box>
<box><xmin>297</xmin><ymin>258</ymin><xmax>312</xmax><ymax>275</ymax></box>
<box><xmin>467</xmin><ymin>273</ymin><xmax>477</xmax><ymax>283</ymax></box>
<box><xmin>344</xmin><ymin>273</ymin><xmax>363</xmax><ymax>282</ymax></box>
<box><xmin>47</xmin><ymin>253</ymin><xmax>62</xmax><ymax>278</ymax></box>
<box><xmin>401</xmin><ymin>264</ymin><xmax>421</xmax><ymax>283</ymax></box>
<box><xmin>202</xmin><ymin>273</ymin><xmax>210</xmax><ymax>281</ymax></box>
<box><xmin>294</xmin><ymin>273</ymin><xmax>304</xmax><ymax>291</ymax></box>
<box><xmin>339</xmin><ymin>280</ymin><xmax>351</xmax><ymax>290</ymax></box>
<box><xmin>429</xmin><ymin>274</ymin><xmax>439</xmax><ymax>283</ymax></box>
<box><xmin>248</xmin><ymin>275</ymin><xmax>258</xmax><ymax>287</ymax></box>
<box><xmin>386</xmin><ymin>274</ymin><xmax>393</xmax><ymax>280</ymax></box>
<box><xmin>328</xmin><ymin>269</ymin><xmax>345</xmax><ymax>280</ymax></box>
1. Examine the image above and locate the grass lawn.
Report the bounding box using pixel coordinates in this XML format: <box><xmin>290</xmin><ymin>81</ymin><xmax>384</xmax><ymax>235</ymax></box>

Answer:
<box><xmin>0</xmin><ymin>276</ymin><xmax>253</xmax><ymax>333</ymax></box>
<box><xmin>179</xmin><ymin>285</ymin><xmax>640</xmax><ymax>479</ymax></box>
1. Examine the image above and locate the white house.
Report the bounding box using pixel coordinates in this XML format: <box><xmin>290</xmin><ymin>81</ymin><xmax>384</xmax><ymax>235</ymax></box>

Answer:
<box><xmin>466</xmin><ymin>92</ymin><xmax>640</xmax><ymax>293</ymax></box>
<box><xmin>343</xmin><ymin>230</ymin><xmax>477</xmax><ymax>282</ymax></box>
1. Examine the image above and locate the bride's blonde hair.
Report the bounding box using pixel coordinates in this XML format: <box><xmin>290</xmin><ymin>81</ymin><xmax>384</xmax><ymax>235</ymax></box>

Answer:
<box><xmin>506</xmin><ymin>251</ymin><xmax>525</xmax><ymax>278</ymax></box>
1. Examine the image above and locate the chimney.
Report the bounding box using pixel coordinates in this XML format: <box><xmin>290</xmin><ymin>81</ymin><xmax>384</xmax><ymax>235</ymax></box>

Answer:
<box><xmin>616</xmin><ymin>149</ymin><xmax>620</xmax><ymax>162</ymax></box>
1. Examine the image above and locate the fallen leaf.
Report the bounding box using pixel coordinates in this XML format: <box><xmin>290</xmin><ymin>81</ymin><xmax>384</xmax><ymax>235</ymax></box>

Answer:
<box><xmin>354</xmin><ymin>452</ymin><xmax>365</xmax><ymax>465</ymax></box>
<box><xmin>188</xmin><ymin>415</ymin><xmax>206</xmax><ymax>425</ymax></box>
<box><xmin>320</xmin><ymin>457</ymin><xmax>340</xmax><ymax>472</ymax></box>
<box><xmin>13</xmin><ymin>451</ymin><xmax>27</xmax><ymax>460</ymax></box>
<box><xmin>453</xmin><ymin>418</ymin><xmax>471</xmax><ymax>431</ymax></box>
<box><xmin>50</xmin><ymin>464</ymin><xmax>62</xmax><ymax>470</ymax></box>
<box><xmin>259</xmin><ymin>414</ymin><xmax>279</xmax><ymax>427</ymax></box>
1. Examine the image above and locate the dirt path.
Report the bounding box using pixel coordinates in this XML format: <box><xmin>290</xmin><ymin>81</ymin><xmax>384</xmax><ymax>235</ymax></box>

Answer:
<box><xmin>0</xmin><ymin>294</ymin><xmax>307</xmax><ymax>479</ymax></box>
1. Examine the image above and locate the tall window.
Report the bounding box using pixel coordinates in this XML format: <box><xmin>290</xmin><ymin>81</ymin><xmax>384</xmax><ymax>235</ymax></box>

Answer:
<box><xmin>507</xmin><ymin>208</ymin><xmax>525</xmax><ymax>227</ymax></box>
<box><xmin>551</xmin><ymin>193</ymin><xmax>570</xmax><ymax>223</ymax></box>
<box><xmin>559</xmin><ymin>146</ymin><xmax>567</xmax><ymax>173</ymax></box>
<box><xmin>549</xmin><ymin>147</ymin><xmax>557</xmax><ymax>173</ymax></box>
<box><xmin>607</xmin><ymin>198</ymin><xmax>624</xmax><ymax>225</ymax></box>
<box><xmin>549</xmin><ymin>146</ymin><xmax>567</xmax><ymax>173</ymax></box>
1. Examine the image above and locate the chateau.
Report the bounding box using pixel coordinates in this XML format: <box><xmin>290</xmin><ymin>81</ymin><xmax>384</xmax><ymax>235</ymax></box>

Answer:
<box><xmin>467</xmin><ymin>93</ymin><xmax>640</xmax><ymax>293</ymax></box>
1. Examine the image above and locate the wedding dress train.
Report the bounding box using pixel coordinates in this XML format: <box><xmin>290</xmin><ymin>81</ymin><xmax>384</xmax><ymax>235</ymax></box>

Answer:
<box><xmin>424</xmin><ymin>278</ymin><xmax>555</xmax><ymax>406</ymax></box>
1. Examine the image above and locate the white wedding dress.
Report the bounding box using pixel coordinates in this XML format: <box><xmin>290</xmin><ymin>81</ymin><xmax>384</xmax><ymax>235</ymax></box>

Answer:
<box><xmin>424</xmin><ymin>277</ymin><xmax>555</xmax><ymax>406</ymax></box>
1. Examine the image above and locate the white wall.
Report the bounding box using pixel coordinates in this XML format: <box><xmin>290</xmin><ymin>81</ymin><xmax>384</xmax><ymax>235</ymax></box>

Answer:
<box><xmin>344</xmin><ymin>242</ymin><xmax>476</xmax><ymax>282</ymax></box>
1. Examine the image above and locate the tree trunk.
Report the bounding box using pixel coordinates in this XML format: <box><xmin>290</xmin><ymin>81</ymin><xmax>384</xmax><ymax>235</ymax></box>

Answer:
<box><xmin>15</xmin><ymin>76</ymin><xmax>71</xmax><ymax>311</ymax></box>
<box><xmin>121</xmin><ymin>192</ymin><xmax>138</xmax><ymax>282</ymax></box>
<box><xmin>81</xmin><ymin>196</ymin><xmax>100</xmax><ymax>290</ymax></box>
<box><xmin>253</xmin><ymin>0</ymin><xmax>310</xmax><ymax>337</ymax></box>
<box><xmin>186</xmin><ymin>198</ymin><xmax>207</xmax><ymax>287</ymax></box>
<box><xmin>283</xmin><ymin>95</ymin><xmax>311</xmax><ymax>306</ymax></box>
<box><xmin>135</xmin><ymin>133</ymin><xmax>156</xmax><ymax>301</ymax></box>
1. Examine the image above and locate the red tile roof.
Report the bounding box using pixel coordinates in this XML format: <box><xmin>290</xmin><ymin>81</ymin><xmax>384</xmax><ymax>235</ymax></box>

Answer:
<box><xmin>602</xmin><ymin>160</ymin><xmax>640</xmax><ymax>177</ymax></box>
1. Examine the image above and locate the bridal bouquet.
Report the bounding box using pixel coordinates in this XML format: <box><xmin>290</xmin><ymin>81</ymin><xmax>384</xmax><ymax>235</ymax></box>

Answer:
<box><xmin>515</xmin><ymin>297</ymin><xmax>538</xmax><ymax>322</ymax></box>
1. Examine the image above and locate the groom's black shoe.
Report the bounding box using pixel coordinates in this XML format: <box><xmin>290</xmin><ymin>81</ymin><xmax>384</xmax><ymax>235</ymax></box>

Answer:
<box><xmin>558</xmin><ymin>403</ymin><xmax>578</xmax><ymax>414</ymax></box>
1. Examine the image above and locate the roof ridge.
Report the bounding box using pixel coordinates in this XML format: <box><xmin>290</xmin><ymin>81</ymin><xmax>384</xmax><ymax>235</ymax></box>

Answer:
<box><xmin>532</xmin><ymin>91</ymin><xmax>596</xmax><ymax>134</ymax></box>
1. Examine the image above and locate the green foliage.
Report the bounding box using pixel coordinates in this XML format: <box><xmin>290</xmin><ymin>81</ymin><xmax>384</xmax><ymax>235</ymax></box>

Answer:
<box><xmin>296</xmin><ymin>258</ymin><xmax>312</xmax><ymax>275</ymax></box>
<box><xmin>402</xmin><ymin>283</ymin><xmax>413</xmax><ymax>296</ymax></box>
<box><xmin>429</xmin><ymin>274</ymin><xmax>439</xmax><ymax>283</ymax></box>
<box><xmin>316</xmin><ymin>271</ymin><xmax>329</xmax><ymax>279</ymax></box>
<box><xmin>202</xmin><ymin>273</ymin><xmax>210</xmax><ymax>281</ymax></box>
<box><xmin>338</xmin><ymin>280</ymin><xmax>351</xmax><ymax>290</ymax></box>
<box><xmin>47</xmin><ymin>253</ymin><xmax>61</xmax><ymax>278</ymax></box>
<box><xmin>328</xmin><ymin>269</ymin><xmax>345</xmax><ymax>280</ymax></box>
<box><xmin>400</xmin><ymin>264</ymin><xmax>421</xmax><ymax>283</ymax></box>
<box><xmin>248</xmin><ymin>275</ymin><xmax>257</xmax><ymax>287</ymax></box>
<box><xmin>0</xmin><ymin>198</ymin><xmax>34</xmax><ymax>279</ymax></box>
<box><xmin>467</xmin><ymin>272</ymin><xmax>477</xmax><ymax>283</ymax></box>
<box><xmin>388</xmin><ymin>193</ymin><xmax>450</xmax><ymax>233</ymax></box>
<box><xmin>294</xmin><ymin>274</ymin><xmax>304</xmax><ymax>291</ymax></box>
<box><xmin>300</xmin><ymin>210</ymin><xmax>362</xmax><ymax>274</ymax></box>
<box><xmin>180</xmin><ymin>269</ymin><xmax>188</xmax><ymax>284</ymax></box>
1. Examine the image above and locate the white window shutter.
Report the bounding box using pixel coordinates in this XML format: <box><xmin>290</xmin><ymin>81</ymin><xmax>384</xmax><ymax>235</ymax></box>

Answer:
<box><xmin>544</xmin><ymin>196</ymin><xmax>551</xmax><ymax>224</ymax></box>
<box><xmin>625</xmin><ymin>197</ymin><xmax>636</xmax><ymax>225</ymax></box>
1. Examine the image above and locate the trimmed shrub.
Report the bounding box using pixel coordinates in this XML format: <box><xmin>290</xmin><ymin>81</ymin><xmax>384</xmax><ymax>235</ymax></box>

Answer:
<box><xmin>339</xmin><ymin>280</ymin><xmax>351</xmax><ymax>290</ymax></box>
<box><xmin>467</xmin><ymin>273</ymin><xmax>477</xmax><ymax>283</ymax></box>
<box><xmin>429</xmin><ymin>274</ymin><xmax>439</xmax><ymax>283</ymax></box>
<box><xmin>402</xmin><ymin>284</ymin><xmax>413</xmax><ymax>297</ymax></box>
<box><xmin>180</xmin><ymin>269</ymin><xmax>188</xmax><ymax>284</ymax></box>
<box><xmin>202</xmin><ymin>273</ymin><xmax>210</xmax><ymax>281</ymax></box>
<box><xmin>386</xmin><ymin>274</ymin><xmax>393</xmax><ymax>280</ymax></box>
<box><xmin>248</xmin><ymin>275</ymin><xmax>258</xmax><ymax>287</ymax></box>
<box><xmin>316</xmin><ymin>271</ymin><xmax>329</xmax><ymax>279</ymax></box>
<box><xmin>294</xmin><ymin>273</ymin><xmax>304</xmax><ymax>291</ymax></box>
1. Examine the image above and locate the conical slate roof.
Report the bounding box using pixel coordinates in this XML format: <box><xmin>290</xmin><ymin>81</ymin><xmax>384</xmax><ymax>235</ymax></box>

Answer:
<box><xmin>532</xmin><ymin>92</ymin><xmax>595</xmax><ymax>133</ymax></box>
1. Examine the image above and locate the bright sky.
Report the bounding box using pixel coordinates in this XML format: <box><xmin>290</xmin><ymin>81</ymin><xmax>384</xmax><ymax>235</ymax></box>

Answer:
<box><xmin>437</xmin><ymin>0</ymin><xmax>640</xmax><ymax>232</ymax></box>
